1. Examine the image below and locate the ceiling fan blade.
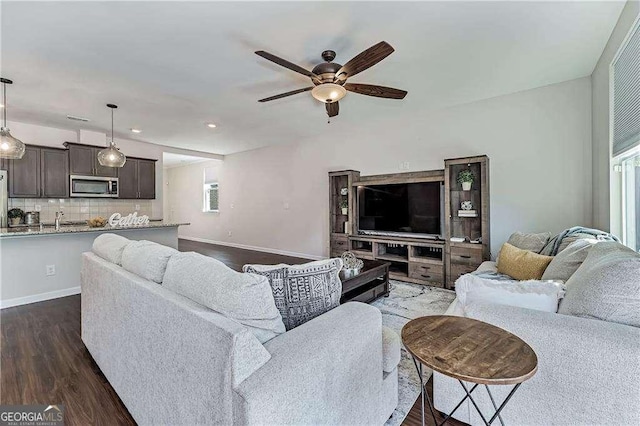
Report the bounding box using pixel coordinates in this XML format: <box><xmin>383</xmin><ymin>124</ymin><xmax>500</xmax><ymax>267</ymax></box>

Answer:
<box><xmin>335</xmin><ymin>41</ymin><xmax>395</xmax><ymax>81</ymax></box>
<box><xmin>258</xmin><ymin>87</ymin><xmax>314</xmax><ymax>102</ymax></box>
<box><xmin>255</xmin><ymin>51</ymin><xmax>319</xmax><ymax>81</ymax></box>
<box><xmin>326</xmin><ymin>102</ymin><xmax>339</xmax><ymax>117</ymax></box>
<box><xmin>344</xmin><ymin>83</ymin><xmax>407</xmax><ymax>99</ymax></box>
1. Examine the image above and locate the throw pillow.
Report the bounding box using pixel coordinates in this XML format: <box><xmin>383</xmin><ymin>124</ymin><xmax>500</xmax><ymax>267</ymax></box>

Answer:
<box><xmin>541</xmin><ymin>238</ymin><xmax>598</xmax><ymax>282</ymax></box>
<box><xmin>121</xmin><ymin>240</ymin><xmax>178</xmax><ymax>283</ymax></box>
<box><xmin>164</xmin><ymin>252</ymin><xmax>285</xmax><ymax>343</ymax></box>
<box><xmin>243</xmin><ymin>258</ymin><xmax>343</xmax><ymax>331</ymax></box>
<box><xmin>558</xmin><ymin>242</ymin><xmax>640</xmax><ymax>328</ymax></box>
<box><xmin>92</xmin><ymin>233</ymin><xmax>131</xmax><ymax>265</ymax></box>
<box><xmin>497</xmin><ymin>242</ymin><xmax>553</xmax><ymax>280</ymax></box>
<box><xmin>507</xmin><ymin>231</ymin><xmax>552</xmax><ymax>253</ymax></box>
<box><xmin>456</xmin><ymin>273</ymin><xmax>565</xmax><ymax>313</ymax></box>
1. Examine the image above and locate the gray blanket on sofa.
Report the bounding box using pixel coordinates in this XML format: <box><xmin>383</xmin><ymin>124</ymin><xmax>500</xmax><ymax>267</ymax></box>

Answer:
<box><xmin>540</xmin><ymin>226</ymin><xmax>620</xmax><ymax>256</ymax></box>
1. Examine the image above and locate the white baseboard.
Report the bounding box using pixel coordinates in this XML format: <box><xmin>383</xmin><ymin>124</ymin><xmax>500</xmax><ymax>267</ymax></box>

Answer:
<box><xmin>1</xmin><ymin>286</ymin><xmax>81</xmax><ymax>309</ymax></box>
<box><xmin>179</xmin><ymin>236</ymin><xmax>324</xmax><ymax>261</ymax></box>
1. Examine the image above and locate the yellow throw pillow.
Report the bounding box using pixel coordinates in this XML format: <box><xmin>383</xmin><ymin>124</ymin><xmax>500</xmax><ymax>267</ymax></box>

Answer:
<box><xmin>497</xmin><ymin>242</ymin><xmax>553</xmax><ymax>281</ymax></box>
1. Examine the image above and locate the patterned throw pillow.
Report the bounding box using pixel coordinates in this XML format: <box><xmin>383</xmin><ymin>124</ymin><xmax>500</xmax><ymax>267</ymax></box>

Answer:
<box><xmin>243</xmin><ymin>259</ymin><xmax>343</xmax><ymax>330</ymax></box>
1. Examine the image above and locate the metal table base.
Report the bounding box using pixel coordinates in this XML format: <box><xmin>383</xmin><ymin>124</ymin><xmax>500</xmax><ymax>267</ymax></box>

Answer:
<box><xmin>412</xmin><ymin>356</ymin><xmax>522</xmax><ymax>426</ymax></box>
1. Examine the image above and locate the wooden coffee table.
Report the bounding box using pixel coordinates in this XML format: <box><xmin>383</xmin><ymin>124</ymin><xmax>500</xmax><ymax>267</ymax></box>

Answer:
<box><xmin>402</xmin><ymin>316</ymin><xmax>538</xmax><ymax>426</ymax></box>
<box><xmin>339</xmin><ymin>259</ymin><xmax>390</xmax><ymax>303</ymax></box>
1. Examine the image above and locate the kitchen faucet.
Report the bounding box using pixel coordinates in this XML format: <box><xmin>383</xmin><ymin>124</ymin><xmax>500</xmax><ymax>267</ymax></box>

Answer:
<box><xmin>55</xmin><ymin>211</ymin><xmax>64</xmax><ymax>230</ymax></box>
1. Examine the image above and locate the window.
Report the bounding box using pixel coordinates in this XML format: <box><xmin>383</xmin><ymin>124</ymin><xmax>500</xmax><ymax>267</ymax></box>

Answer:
<box><xmin>612</xmin><ymin>18</ymin><xmax>640</xmax><ymax>251</ymax></box>
<box><xmin>204</xmin><ymin>183</ymin><xmax>219</xmax><ymax>212</ymax></box>
<box><xmin>620</xmin><ymin>151</ymin><xmax>640</xmax><ymax>251</ymax></box>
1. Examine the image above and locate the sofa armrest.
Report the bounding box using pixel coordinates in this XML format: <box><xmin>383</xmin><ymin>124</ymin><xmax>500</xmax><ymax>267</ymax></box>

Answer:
<box><xmin>435</xmin><ymin>302</ymin><xmax>640</xmax><ymax>425</ymax></box>
<box><xmin>233</xmin><ymin>302</ymin><xmax>385</xmax><ymax>425</ymax></box>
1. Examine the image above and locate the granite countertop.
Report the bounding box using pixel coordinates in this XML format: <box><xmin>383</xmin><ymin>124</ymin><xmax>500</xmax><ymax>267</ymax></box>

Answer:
<box><xmin>0</xmin><ymin>221</ymin><xmax>190</xmax><ymax>238</ymax></box>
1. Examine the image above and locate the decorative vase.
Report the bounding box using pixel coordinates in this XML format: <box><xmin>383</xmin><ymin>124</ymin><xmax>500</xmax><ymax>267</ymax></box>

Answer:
<box><xmin>9</xmin><ymin>217</ymin><xmax>21</xmax><ymax>226</ymax></box>
<box><xmin>341</xmin><ymin>207</ymin><xmax>348</xmax><ymax>215</ymax></box>
<box><xmin>462</xmin><ymin>181</ymin><xmax>472</xmax><ymax>191</ymax></box>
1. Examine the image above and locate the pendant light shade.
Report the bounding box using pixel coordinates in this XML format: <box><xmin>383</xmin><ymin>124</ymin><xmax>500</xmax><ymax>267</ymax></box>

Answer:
<box><xmin>97</xmin><ymin>104</ymin><xmax>126</xmax><ymax>168</ymax></box>
<box><xmin>0</xmin><ymin>78</ymin><xmax>26</xmax><ymax>160</ymax></box>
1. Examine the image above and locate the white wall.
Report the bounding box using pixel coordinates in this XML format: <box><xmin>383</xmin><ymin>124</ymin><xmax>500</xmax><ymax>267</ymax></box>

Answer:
<box><xmin>5</xmin><ymin>120</ymin><xmax>223</xmax><ymax>218</ymax></box>
<box><xmin>171</xmin><ymin>77</ymin><xmax>593</xmax><ymax>258</ymax></box>
<box><xmin>591</xmin><ymin>0</ymin><xmax>640</xmax><ymax>234</ymax></box>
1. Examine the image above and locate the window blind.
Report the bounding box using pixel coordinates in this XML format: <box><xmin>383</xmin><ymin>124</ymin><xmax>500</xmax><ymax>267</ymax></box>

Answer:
<box><xmin>207</xmin><ymin>184</ymin><xmax>219</xmax><ymax>211</ymax></box>
<box><xmin>613</xmin><ymin>20</ymin><xmax>640</xmax><ymax>157</ymax></box>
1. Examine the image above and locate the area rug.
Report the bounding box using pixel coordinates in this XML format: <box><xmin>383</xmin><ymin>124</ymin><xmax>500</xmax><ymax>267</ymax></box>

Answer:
<box><xmin>370</xmin><ymin>281</ymin><xmax>456</xmax><ymax>426</ymax></box>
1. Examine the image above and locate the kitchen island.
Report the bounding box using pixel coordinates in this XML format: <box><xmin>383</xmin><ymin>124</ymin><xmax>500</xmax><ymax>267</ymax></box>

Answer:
<box><xmin>0</xmin><ymin>221</ymin><xmax>189</xmax><ymax>308</ymax></box>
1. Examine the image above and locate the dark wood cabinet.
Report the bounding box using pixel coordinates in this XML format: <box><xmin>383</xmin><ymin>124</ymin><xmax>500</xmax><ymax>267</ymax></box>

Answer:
<box><xmin>117</xmin><ymin>159</ymin><xmax>138</xmax><ymax>199</ymax></box>
<box><xmin>117</xmin><ymin>158</ymin><xmax>156</xmax><ymax>199</ymax></box>
<box><xmin>9</xmin><ymin>146</ymin><xmax>41</xmax><ymax>198</ymax></box>
<box><xmin>6</xmin><ymin>143</ymin><xmax>155</xmax><ymax>200</ymax></box>
<box><xmin>41</xmin><ymin>148</ymin><xmax>69</xmax><ymax>198</ymax></box>
<box><xmin>68</xmin><ymin>144</ymin><xmax>94</xmax><ymax>176</ymax></box>
<box><xmin>137</xmin><ymin>159</ymin><xmax>156</xmax><ymax>199</ymax></box>
<box><xmin>67</xmin><ymin>143</ymin><xmax>117</xmax><ymax>178</ymax></box>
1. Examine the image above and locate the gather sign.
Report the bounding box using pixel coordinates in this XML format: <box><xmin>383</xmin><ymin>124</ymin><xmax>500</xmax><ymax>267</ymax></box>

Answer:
<box><xmin>108</xmin><ymin>212</ymin><xmax>150</xmax><ymax>227</ymax></box>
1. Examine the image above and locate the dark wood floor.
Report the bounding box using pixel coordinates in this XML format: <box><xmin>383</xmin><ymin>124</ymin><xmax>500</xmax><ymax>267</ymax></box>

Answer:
<box><xmin>1</xmin><ymin>239</ymin><xmax>460</xmax><ymax>426</ymax></box>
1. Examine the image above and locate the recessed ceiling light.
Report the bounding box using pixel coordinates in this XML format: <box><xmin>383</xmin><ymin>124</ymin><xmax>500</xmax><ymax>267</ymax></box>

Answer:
<box><xmin>206</xmin><ymin>123</ymin><xmax>216</xmax><ymax>128</ymax></box>
<box><xmin>130</xmin><ymin>128</ymin><xmax>142</xmax><ymax>133</ymax></box>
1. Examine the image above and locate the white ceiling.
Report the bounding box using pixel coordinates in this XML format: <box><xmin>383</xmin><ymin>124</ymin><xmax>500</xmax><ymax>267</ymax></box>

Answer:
<box><xmin>0</xmin><ymin>1</ymin><xmax>625</xmax><ymax>155</ymax></box>
<box><xmin>163</xmin><ymin>152</ymin><xmax>212</xmax><ymax>168</ymax></box>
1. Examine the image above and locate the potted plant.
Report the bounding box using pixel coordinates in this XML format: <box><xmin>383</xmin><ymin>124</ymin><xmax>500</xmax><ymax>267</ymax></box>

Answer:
<box><xmin>8</xmin><ymin>208</ymin><xmax>24</xmax><ymax>226</ymax></box>
<box><xmin>457</xmin><ymin>169</ymin><xmax>475</xmax><ymax>191</ymax></box>
<box><xmin>339</xmin><ymin>199</ymin><xmax>349</xmax><ymax>215</ymax></box>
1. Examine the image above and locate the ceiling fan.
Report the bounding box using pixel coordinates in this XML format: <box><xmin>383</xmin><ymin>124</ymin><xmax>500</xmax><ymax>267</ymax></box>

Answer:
<box><xmin>255</xmin><ymin>41</ymin><xmax>407</xmax><ymax>118</ymax></box>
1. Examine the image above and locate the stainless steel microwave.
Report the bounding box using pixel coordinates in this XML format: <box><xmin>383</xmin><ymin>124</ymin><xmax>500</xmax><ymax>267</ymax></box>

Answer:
<box><xmin>70</xmin><ymin>175</ymin><xmax>119</xmax><ymax>198</ymax></box>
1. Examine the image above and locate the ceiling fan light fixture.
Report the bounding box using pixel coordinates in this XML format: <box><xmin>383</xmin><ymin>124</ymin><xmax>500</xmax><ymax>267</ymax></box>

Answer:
<box><xmin>311</xmin><ymin>83</ymin><xmax>346</xmax><ymax>104</ymax></box>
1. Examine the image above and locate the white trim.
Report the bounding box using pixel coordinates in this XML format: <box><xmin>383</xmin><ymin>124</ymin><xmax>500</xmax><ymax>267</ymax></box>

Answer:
<box><xmin>179</xmin><ymin>236</ymin><xmax>324</xmax><ymax>261</ymax></box>
<box><xmin>1</xmin><ymin>286</ymin><xmax>81</xmax><ymax>309</ymax></box>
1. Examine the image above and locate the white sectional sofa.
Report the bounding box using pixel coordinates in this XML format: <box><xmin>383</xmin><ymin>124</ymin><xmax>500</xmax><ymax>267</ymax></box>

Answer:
<box><xmin>434</xmin><ymin>242</ymin><xmax>640</xmax><ymax>425</ymax></box>
<box><xmin>81</xmin><ymin>235</ymin><xmax>400</xmax><ymax>425</ymax></box>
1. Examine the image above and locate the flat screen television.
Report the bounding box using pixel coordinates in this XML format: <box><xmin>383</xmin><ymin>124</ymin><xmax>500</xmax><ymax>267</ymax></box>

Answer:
<box><xmin>357</xmin><ymin>182</ymin><xmax>443</xmax><ymax>237</ymax></box>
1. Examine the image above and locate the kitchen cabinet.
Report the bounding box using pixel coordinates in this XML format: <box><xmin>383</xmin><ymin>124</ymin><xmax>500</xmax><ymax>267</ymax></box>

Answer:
<box><xmin>66</xmin><ymin>143</ymin><xmax>117</xmax><ymax>178</ymax></box>
<box><xmin>8</xmin><ymin>146</ymin><xmax>69</xmax><ymax>198</ymax></box>
<box><xmin>9</xmin><ymin>146</ymin><xmax>41</xmax><ymax>198</ymax></box>
<box><xmin>41</xmin><ymin>148</ymin><xmax>69</xmax><ymax>198</ymax></box>
<box><xmin>117</xmin><ymin>159</ymin><xmax>138</xmax><ymax>199</ymax></box>
<box><xmin>117</xmin><ymin>158</ymin><xmax>156</xmax><ymax>199</ymax></box>
<box><xmin>137</xmin><ymin>159</ymin><xmax>156</xmax><ymax>199</ymax></box>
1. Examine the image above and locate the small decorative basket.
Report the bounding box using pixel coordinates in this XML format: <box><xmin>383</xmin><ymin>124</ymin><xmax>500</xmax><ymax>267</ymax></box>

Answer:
<box><xmin>87</xmin><ymin>216</ymin><xmax>108</xmax><ymax>228</ymax></box>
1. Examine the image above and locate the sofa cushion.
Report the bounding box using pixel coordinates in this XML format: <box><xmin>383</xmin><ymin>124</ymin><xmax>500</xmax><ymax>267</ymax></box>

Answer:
<box><xmin>497</xmin><ymin>243</ymin><xmax>553</xmax><ymax>280</ymax></box>
<box><xmin>121</xmin><ymin>240</ymin><xmax>178</xmax><ymax>283</ymax></box>
<box><xmin>456</xmin><ymin>273</ymin><xmax>565</xmax><ymax>313</ymax></box>
<box><xmin>92</xmin><ymin>233</ymin><xmax>131</xmax><ymax>265</ymax></box>
<box><xmin>558</xmin><ymin>242</ymin><xmax>640</xmax><ymax>328</ymax></box>
<box><xmin>164</xmin><ymin>252</ymin><xmax>285</xmax><ymax>343</ymax></box>
<box><xmin>243</xmin><ymin>258</ymin><xmax>343</xmax><ymax>331</ymax></box>
<box><xmin>541</xmin><ymin>238</ymin><xmax>598</xmax><ymax>282</ymax></box>
<box><xmin>507</xmin><ymin>231</ymin><xmax>552</xmax><ymax>253</ymax></box>
<box><xmin>382</xmin><ymin>326</ymin><xmax>401</xmax><ymax>373</ymax></box>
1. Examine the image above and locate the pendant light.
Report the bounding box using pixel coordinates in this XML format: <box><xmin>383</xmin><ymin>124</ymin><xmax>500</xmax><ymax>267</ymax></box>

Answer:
<box><xmin>97</xmin><ymin>103</ymin><xmax>126</xmax><ymax>168</ymax></box>
<box><xmin>0</xmin><ymin>78</ymin><xmax>26</xmax><ymax>159</ymax></box>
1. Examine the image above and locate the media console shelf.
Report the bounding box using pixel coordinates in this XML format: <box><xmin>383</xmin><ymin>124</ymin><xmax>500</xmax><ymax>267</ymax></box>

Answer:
<box><xmin>329</xmin><ymin>156</ymin><xmax>490</xmax><ymax>290</ymax></box>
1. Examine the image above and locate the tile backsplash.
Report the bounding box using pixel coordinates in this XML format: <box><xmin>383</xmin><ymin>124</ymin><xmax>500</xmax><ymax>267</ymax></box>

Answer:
<box><xmin>8</xmin><ymin>198</ymin><xmax>153</xmax><ymax>223</ymax></box>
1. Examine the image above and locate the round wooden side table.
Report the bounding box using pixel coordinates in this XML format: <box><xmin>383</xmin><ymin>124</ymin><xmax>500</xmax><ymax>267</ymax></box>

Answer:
<box><xmin>401</xmin><ymin>315</ymin><xmax>538</xmax><ymax>426</ymax></box>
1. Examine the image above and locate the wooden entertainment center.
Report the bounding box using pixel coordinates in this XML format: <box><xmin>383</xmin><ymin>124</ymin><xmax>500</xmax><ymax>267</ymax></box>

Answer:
<box><xmin>329</xmin><ymin>155</ymin><xmax>490</xmax><ymax>289</ymax></box>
